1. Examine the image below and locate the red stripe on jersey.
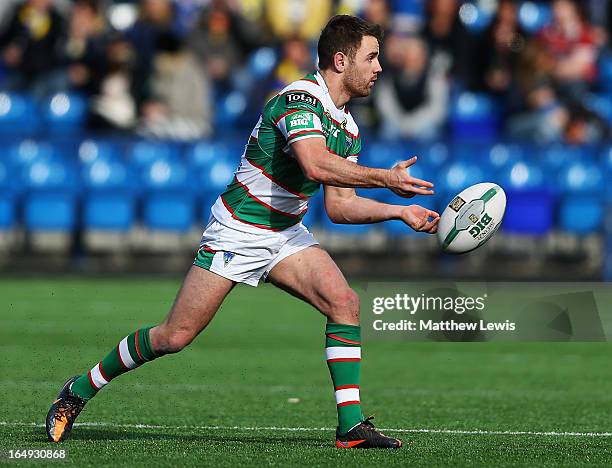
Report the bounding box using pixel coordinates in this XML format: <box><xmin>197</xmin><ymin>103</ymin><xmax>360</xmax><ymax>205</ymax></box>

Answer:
<box><xmin>326</xmin><ymin>114</ymin><xmax>359</xmax><ymax>139</ymax></box>
<box><xmin>245</xmin><ymin>157</ymin><xmax>309</xmax><ymax>199</ymax></box>
<box><xmin>273</xmin><ymin>109</ymin><xmax>302</xmax><ymax>125</ymax></box>
<box><xmin>287</xmin><ymin>129</ymin><xmax>325</xmax><ymax>141</ymax></box>
<box><xmin>221</xmin><ymin>195</ymin><xmax>282</xmax><ymax>231</ymax></box>
<box><xmin>326</xmin><ymin>146</ymin><xmax>341</xmax><ymax>156</ymax></box>
<box><xmin>232</xmin><ymin>177</ymin><xmax>304</xmax><ymax>219</ymax></box>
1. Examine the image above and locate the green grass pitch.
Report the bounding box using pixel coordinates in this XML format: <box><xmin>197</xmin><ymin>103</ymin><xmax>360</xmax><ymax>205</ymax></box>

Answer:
<box><xmin>1</xmin><ymin>277</ymin><xmax>611</xmax><ymax>467</ymax></box>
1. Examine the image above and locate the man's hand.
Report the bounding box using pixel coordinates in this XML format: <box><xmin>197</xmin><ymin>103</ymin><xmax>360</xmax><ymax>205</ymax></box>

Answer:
<box><xmin>386</xmin><ymin>157</ymin><xmax>434</xmax><ymax>198</ymax></box>
<box><xmin>399</xmin><ymin>205</ymin><xmax>440</xmax><ymax>233</ymax></box>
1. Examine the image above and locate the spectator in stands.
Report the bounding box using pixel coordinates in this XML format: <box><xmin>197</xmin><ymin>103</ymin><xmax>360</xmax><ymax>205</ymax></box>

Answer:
<box><xmin>124</xmin><ymin>0</ymin><xmax>182</xmax><ymax>111</ymax></box>
<box><xmin>507</xmin><ymin>79</ymin><xmax>569</xmax><ymax>143</ymax></box>
<box><xmin>188</xmin><ymin>0</ymin><xmax>266</xmax><ymax>92</ymax></box>
<box><xmin>89</xmin><ymin>34</ymin><xmax>138</xmax><ymax>132</ymax></box>
<box><xmin>270</xmin><ymin>37</ymin><xmax>313</xmax><ymax>93</ymax></box>
<box><xmin>137</xmin><ymin>35</ymin><xmax>212</xmax><ymax>140</ymax></box>
<box><xmin>363</xmin><ymin>0</ymin><xmax>393</xmax><ymax>38</ymax></box>
<box><xmin>473</xmin><ymin>0</ymin><xmax>526</xmax><ymax>115</ymax></box>
<box><xmin>264</xmin><ymin>0</ymin><xmax>331</xmax><ymax>42</ymax></box>
<box><xmin>248</xmin><ymin>36</ymin><xmax>313</xmax><ymax>120</ymax></box>
<box><xmin>0</xmin><ymin>0</ymin><xmax>67</xmax><ymax>99</ymax></box>
<box><xmin>585</xmin><ymin>0</ymin><xmax>611</xmax><ymax>47</ymax></box>
<box><xmin>563</xmin><ymin>101</ymin><xmax>608</xmax><ymax>144</ymax></box>
<box><xmin>64</xmin><ymin>0</ymin><xmax>108</xmax><ymax>96</ymax></box>
<box><xmin>536</xmin><ymin>0</ymin><xmax>597</xmax><ymax>101</ymax></box>
<box><xmin>421</xmin><ymin>0</ymin><xmax>476</xmax><ymax>88</ymax></box>
<box><xmin>373</xmin><ymin>34</ymin><xmax>450</xmax><ymax>141</ymax></box>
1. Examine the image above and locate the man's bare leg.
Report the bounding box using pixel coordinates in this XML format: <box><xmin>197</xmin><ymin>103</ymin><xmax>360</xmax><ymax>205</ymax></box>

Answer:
<box><xmin>46</xmin><ymin>266</ymin><xmax>234</xmax><ymax>442</ymax></box>
<box><xmin>150</xmin><ymin>266</ymin><xmax>235</xmax><ymax>354</ymax></box>
<box><xmin>268</xmin><ymin>245</ymin><xmax>401</xmax><ymax>448</ymax></box>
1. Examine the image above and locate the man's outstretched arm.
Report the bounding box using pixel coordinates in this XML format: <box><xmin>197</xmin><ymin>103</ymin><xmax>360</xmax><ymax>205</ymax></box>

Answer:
<box><xmin>291</xmin><ymin>138</ymin><xmax>434</xmax><ymax>198</ymax></box>
<box><xmin>323</xmin><ymin>185</ymin><xmax>440</xmax><ymax>233</ymax></box>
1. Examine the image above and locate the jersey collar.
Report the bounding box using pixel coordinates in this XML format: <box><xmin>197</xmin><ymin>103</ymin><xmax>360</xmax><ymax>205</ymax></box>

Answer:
<box><xmin>314</xmin><ymin>70</ymin><xmax>347</xmax><ymax>118</ymax></box>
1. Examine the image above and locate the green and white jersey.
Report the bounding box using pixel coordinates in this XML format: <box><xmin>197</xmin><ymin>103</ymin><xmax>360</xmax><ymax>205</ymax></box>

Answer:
<box><xmin>211</xmin><ymin>71</ymin><xmax>361</xmax><ymax>232</ymax></box>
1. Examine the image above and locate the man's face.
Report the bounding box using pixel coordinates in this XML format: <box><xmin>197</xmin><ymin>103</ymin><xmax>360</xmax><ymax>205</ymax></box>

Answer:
<box><xmin>343</xmin><ymin>35</ymin><xmax>382</xmax><ymax>98</ymax></box>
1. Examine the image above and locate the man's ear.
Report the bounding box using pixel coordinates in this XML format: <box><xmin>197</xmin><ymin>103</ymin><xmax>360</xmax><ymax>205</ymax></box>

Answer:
<box><xmin>333</xmin><ymin>52</ymin><xmax>346</xmax><ymax>72</ymax></box>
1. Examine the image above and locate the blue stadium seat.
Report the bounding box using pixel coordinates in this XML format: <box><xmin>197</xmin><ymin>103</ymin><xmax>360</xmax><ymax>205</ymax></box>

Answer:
<box><xmin>557</xmin><ymin>161</ymin><xmax>604</xmax><ymax>194</ymax></box>
<box><xmin>584</xmin><ymin>93</ymin><xmax>612</xmax><ymax>124</ymax></box>
<box><xmin>537</xmin><ymin>144</ymin><xmax>584</xmax><ymax>188</ymax></box>
<box><xmin>458</xmin><ymin>3</ymin><xmax>494</xmax><ymax>32</ymax></box>
<box><xmin>82</xmin><ymin>159</ymin><xmax>136</xmax><ymax>231</ymax></box>
<box><xmin>83</xmin><ymin>159</ymin><xmax>131</xmax><ymax>190</ymax></box>
<box><xmin>450</xmin><ymin>92</ymin><xmax>500</xmax><ymax>140</ymax></box>
<box><xmin>141</xmin><ymin>160</ymin><xmax>195</xmax><ymax>232</ymax></box>
<box><xmin>597</xmin><ymin>52</ymin><xmax>612</xmax><ymax>92</ymax></box>
<box><xmin>197</xmin><ymin>160</ymin><xmax>236</xmax><ymax>222</ymax></box>
<box><xmin>0</xmin><ymin>195</ymin><xmax>15</xmax><ymax>230</ymax></box>
<box><xmin>502</xmin><ymin>189</ymin><xmax>554</xmax><ymax>235</ymax></box>
<box><xmin>144</xmin><ymin>193</ymin><xmax>195</xmax><ymax>232</ymax></box>
<box><xmin>8</xmin><ymin>139</ymin><xmax>56</xmax><ymax>167</ymax></box>
<box><xmin>559</xmin><ymin>196</ymin><xmax>603</xmax><ymax>234</ymax></box>
<box><xmin>198</xmin><ymin>160</ymin><xmax>235</xmax><ymax>194</ymax></box>
<box><xmin>23</xmin><ymin>159</ymin><xmax>78</xmax><ymax>191</ymax></box>
<box><xmin>0</xmin><ymin>159</ymin><xmax>17</xmax><ymax>230</ymax></box>
<box><xmin>483</xmin><ymin>143</ymin><xmax>524</xmax><ymax>174</ymax></box>
<box><xmin>418</xmin><ymin>142</ymin><xmax>450</xmax><ymax>169</ymax></box>
<box><xmin>321</xmin><ymin>214</ymin><xmax>373</xmax><ymax>235</ymax></box>
<box><xmin>78</xmin><ymin>139</ymin><xmax>122</xmax><ymax>165</ymax></box>
<box><xmin>41</xmin><ymin>93</ymin><xmax>87</xmax><ymax>135</ymax></box>
<box><xmin>438</xmin><ymin>161</ymin><xmax>486</xmax><ymax>196</ymax></box>
<box><xmin>0</xmin><ymin>92</ymin><xmax>40</xmax><ymax>136</ymax></box>
<box><xmin>556</xmin><ymin>161</ymin><xmax>604</xmax><ymax>235</ymax></box>
<box><xmin>215</xmin><ymin>91</ymin><xmax>248</xmax><ymax>128</ymax></box>
<box><xmin>391</xmin><ymin>0</ymin><xmax>424</xmax><ymax>16</ymax></box>
<box><xmin>128</xmin><ymin>140</ymin><xmax>180</xmax><ymax>167</ymax></box>
<box><xmin>24</xmin><ymin>193</ymin><xmax>76</xmax><ymax>230</ymax></box>
<box><xmin>601</xmin><ymin>145</ymin><xmax>612</xmax><ymax>201</ymax></box>
<box><xmin>185</xmin><ymin>141</ymin><xmax>239</xmax><ymax>168</ymax></box>
<box><xmin>518</xmin><ymin>1</ymin><xmax>551</xmax><ymax>33</ymax></box>
<box><xmin>499</xmin><ymin>160</ymin><xmax>553</xmax><ymax>235</ymax></box>
<box><xmin>84</xmin><ymin>193</ymin><xmax>135</xmax><ymax>231</ymax></box>
<box><xmin>22</xmin><ymin>158</ymin><xmax>78</xmax><ymax>231</ymax></box>
<box><xmin>500</xmin><ymin>161</ymin><xmax>544</xmax><ymax>191</ymax></box>
<box><xmin>247</xmin><ymin>47</ymin><xmax>278</xmax><ymax>79</ymax></box>
<box><xmin>360</xmin><ymin>142</ymin><xmax>411</xmax><ymax>169</ymax></box>
<box><xmin>301</xmin><ymin>193</ymin><xmax>324</xmax><ymax>228</ymax></box>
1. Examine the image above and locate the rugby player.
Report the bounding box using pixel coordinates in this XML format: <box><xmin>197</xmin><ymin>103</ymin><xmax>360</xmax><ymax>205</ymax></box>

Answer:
<box><xmin>46</xmin><ymin>14</ymin><xmax>439</xmax><ymax>449</ymax></box>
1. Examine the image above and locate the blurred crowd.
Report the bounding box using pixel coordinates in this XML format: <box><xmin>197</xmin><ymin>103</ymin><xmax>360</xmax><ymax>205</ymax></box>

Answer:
<box><xmin>0</xmin><ymin>0</ymin><xmax>611</xmax><ymax>144</ymax></box>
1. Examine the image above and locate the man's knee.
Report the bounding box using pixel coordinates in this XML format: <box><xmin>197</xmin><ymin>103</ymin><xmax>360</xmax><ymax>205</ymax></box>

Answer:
<box><xmin>327</xmin><ymin>288</ymin><xmax>360</xmax><ymax>323</ymax></box>
<box><xmin>150</xmin><ymin>325</ymin><xmax>196</xmax><ymax>355</ymax></box>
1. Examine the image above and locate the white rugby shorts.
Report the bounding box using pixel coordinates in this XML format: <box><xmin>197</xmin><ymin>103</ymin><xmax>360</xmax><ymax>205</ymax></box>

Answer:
<box><xmin>193</xmin><ymin>215</ymin><xmax>319</xmax><ymax>286</ymax></box>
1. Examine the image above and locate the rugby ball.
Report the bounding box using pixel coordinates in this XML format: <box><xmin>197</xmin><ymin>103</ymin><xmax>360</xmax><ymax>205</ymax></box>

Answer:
<box><xmin>437</xmin><ymin>182</ymin><xmax>506</xmax><ymax>254</ymax></box>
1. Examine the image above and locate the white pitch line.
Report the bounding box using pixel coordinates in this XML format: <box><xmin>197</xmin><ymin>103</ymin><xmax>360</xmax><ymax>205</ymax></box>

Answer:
<box><xmin>1</xmin><ymin>421</ymin><xmax>610</xmax><ymax>438</ymax></box>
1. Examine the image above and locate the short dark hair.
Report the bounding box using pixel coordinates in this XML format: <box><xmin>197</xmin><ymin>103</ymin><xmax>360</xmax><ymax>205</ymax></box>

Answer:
<box><xmin>317</xmin><ymin>15</ymin><xmax>383</xmax><ymax>70</ymax></box>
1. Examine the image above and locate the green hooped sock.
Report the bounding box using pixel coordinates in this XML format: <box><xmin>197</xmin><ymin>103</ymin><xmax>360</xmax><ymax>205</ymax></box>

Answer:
<box><xmin>325</xmin><ymin>322</ymin><xmax>364</xmax><ymax>435</ymax></box>
<box><xmin>70</xmin><ymin>326</ymin><xmax>158</xmax><ymax>400</ymax></box>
